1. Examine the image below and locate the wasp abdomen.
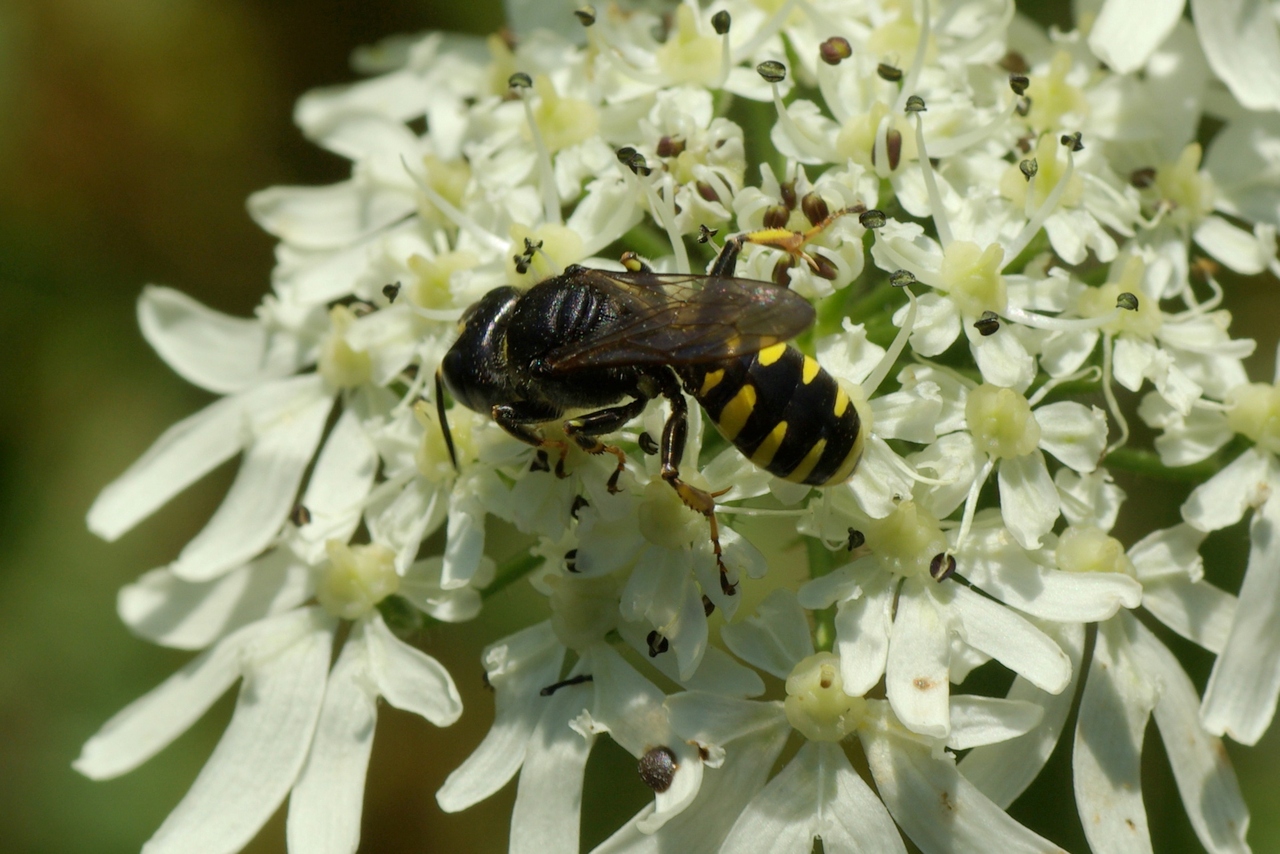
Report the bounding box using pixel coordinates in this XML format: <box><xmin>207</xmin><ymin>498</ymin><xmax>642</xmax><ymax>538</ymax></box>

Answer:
<box><xmin>682</xmin><ymin>344</ymin><xmax>864</xmax><ymax>486</ymax></box>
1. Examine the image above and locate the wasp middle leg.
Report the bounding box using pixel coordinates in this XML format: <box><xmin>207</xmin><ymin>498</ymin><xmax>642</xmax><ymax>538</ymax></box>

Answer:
<box><xmin>563</xmin><ymin>396</ymin><xmax>650</xmax><ymax>493</ymax></box>
<box><xmin>653</xmin><ymin>369</ymin><xmax>736</xmax><ymax>596</ymax></box>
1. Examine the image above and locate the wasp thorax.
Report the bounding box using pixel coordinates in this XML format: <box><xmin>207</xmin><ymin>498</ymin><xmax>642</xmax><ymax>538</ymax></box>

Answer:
<box><xmin>317</xmin><ymin>541</ymin><xmax>400</xmax><ymax>621</ymax></box>
<box><xmin>1055</xmin><ymin>525</ymin><xmax>1135</xmax><ymax>577</ymax></box>
<box><xmin>785</xmin><ymin>652</ymin><xmax>865</xmax><ymax>741</ymax></box>
<box><xmin>1226</xmin><ymin>382</ymin><xmax>1280</xmax><ymax>454</ymax></box>
<box><xmin>966</xmin><ymin>384</ymin><xmax>1039</xmax><ymax>459</ymax></box>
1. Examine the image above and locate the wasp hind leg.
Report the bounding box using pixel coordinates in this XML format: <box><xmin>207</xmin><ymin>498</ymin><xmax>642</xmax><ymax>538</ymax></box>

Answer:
<box><xmin>492</xmin><ymin>402</ymin><xmax>571</xmax><ymax>478</ymax></box>
<box><xmin>654</xmin><ymin>373</ymin><xmax>736</xmax><ymax>596</ymax></box>
<box><xmin>563</xmin><ymin>397</ymin><xmax>649</xmax><ymax>493</ymax></box>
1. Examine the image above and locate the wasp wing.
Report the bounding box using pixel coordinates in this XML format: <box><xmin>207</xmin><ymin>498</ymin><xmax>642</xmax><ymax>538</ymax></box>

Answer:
<box><xmin>545</xmin><ymin>267</ymin><xmax>816</xmax><ymax>371</ymax></box>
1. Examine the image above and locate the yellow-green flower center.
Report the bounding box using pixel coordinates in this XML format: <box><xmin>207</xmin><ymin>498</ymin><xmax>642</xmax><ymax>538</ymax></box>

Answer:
<box><xmin>1076</xmin><ymin>255</ymin><xmax>1162</xmax><ymax>338</ymax></box>
<box><xmin>655</xmin><ymin>5</ymin><xmax>723</xmax><ymax>86</ymax></box>
<box><xmin>317</xmin><ymin>540</ymin><xmax>400</xmax><ymax>620</ymax></box>
<box><xmin>1055</xmin><ymin>525</ymin><xmax>1135</xmax><ymax>576</ymax></box>
<box><xmin>966</xmin><ymin>384</ymin><xmax>1040</xmax><ymax>459</ymax></box>
<box><xmin>318</xmin><ymin>305</ymin><xmax>372</xmax><ymax>389</ymax></box>
<box><xmin>1226</xmin><ymin>382</ymin><xmax>1280</xmax><ymax>453</ymax></box>
<box><xmin>939</xmin><ymin>240</ymin><xmax>1007</xmax><ymax>316</ymax></box>
<box><xmin>785</xmin><ymin>652</ymin><xmax>866</xmax><ymax>742</ymax></box>
<box><xmin>860</xmin><ymin>500</ymin><xmax>948</xmax><ymax>578</ymax></box>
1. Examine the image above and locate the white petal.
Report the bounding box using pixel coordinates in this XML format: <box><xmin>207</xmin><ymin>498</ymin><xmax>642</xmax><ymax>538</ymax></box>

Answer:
<box><xmin>847</xmin><ymin>437</ymin><xmax>918</xmax><ymax>520</ymax></box>
<box><xmin>863</xmin><ymin>722</ymin><xmax>1066</xmax><ymax>853</ymax></box>
<box><xmin>1204</xmin><ymin>114</ymin><xmax>1280</xmax><ymax>226</ymax></box>
<box><xmin>946</xmin><ymin>696</ymin><xmax>1044</xmax><ymax>751</ymax></box>
<box><xmin>1056</xmin><ymin>468</ymin><xmax>1126</xmax><ymax>531</ymax></box>
<box><xmin>959</xmin><ymin>623</ymin><xmax>1085</xmax><ymax>808</ymax></box>
<box><xmin>171</xmin><ymin>389</ymin><xmax>333</xmax><ymax>581</ymax></box>
<box><xmin>1194</xmin><ymin>215</ymin><xmax>1268</xmax><ymax>274</ymax></box>
<box><xmin>399</xmin><ymin>556</ymin><xmax>484</xmax><ymax>623</ymax></box>
<box><xmin>75</xmin><ymin>627</ymin><xmax>246</xmax><ymax>779</ymax></box>
<box><xmin>119</xmin><ymin>552</ymin><xmax>313</xmax><ymax>650</ymax></box>
<box><xmin>293</xmin><ymin>409</ymin><xmax>378</xmax><ymax>562</ymax></box>
<box><xmin>963</xmin><ymin>525</ymin><xmax>1141</xmax><ymax>622</ymax></box>
<box><xmin>1073</xmin><ymin>617</ymin><xmax>1156</xmax><ymax>854</ymax></box>
<box><xmin>1142</xmin><ymin>575</ymin><xmax>1237</xmax><ymax>654</ymax></box>
<box><xmin>594</xmin><ymin>695</ymin><xmax>790</xmax><ymax>854</ymax></box>
<box><xmin>138</xmin><ymin>286</ymin><xmax>283</xmax><ymax>394</ymax></box>
<box><xmin>287</xmin><ymin>624</ymin><xmax>378</xmax><ymax>854</ymax></box>
<box><xmin>945</xmin><ymin>583</ymin><xmax>1071</xmax><ymax>694</ymax></box>
<box><xmin>1127</xmin><ymin>615</ymin><xmax>1251</xmax><ymax>854</ymax></box>
<box><xmin>247</xmin><ymin>179</ymin><xmax>415</xmax><ymax>249</ymax></box>
<box><xmin>833</xmin><ymin>572</ymin><xmax>895</xmax><ymax>697</ymax></box>
<box><xmin>140</xmin><ymin>609</ymin><xmax>333</xmax><ymax>854</ymax></box>
<box><xmin>910</xmin><ymin>433</ymin><xmax>982</xmax><ymax>520</ymax></box>
<box><xmin>87</xmin><ymin>385</ymin><xmax>267</xmax><ymax>541</ymax></box>
<box><xmin>1089</xmin><ymin>0</ymin><xmax>1184</xmax><ymax>73</ymax></box>
<box><xmin>1201</xmin><ymin>494</ymin><xmax>1280</xmax><ymax>744</ymax></box>
<box><xmin>886</xmin><ymin>580</ymin><xmax>951</xmax><ymax>738</ymax></box>
<box><xmin>366</xmin><ymin>613</ymin><xmax>462</xmax><ymax>726</ymax></box>
<box><xmin>436</xmin><ymin>622</ymin><xmax>565</xmax><ymax>812</ymax></box>
<box><xmin>967</xmin><ymin>318</ymin><xmax>1035</xmax><ymax>391</ymax></box>
<box><xmin>720</xmin><ymin>589</ymin><xmax>815</xmax><ymax>679</ymax></box>
<box><xmin>1191</xmin><ymin>0</ymin><xmax>1280</xmax><ymax>111</ymax></box>
<box><xmin>997</xmin><ymin>451</ymin><xmax>1060</xmax><ymax>550</ymax></box>
<box><xmin>720</xmin><ymin>742</ymin><xmax>906</xmax><ymax>854</ymax></box>
<box><xmin>1181</xmin><ymin>448</ymin><xmax>1277</xmax><ymax>532</ymax></box>
<box><xmin>1035</xmin><ymin>401</ymin><xmax>1107</xmax><ymax>473</ymax></box>
<box><xmin>618</xmin><ymin>622</ymin><xmax>764</xmax><ymax>697</ymax></box>
<box><xmin>510</xmin><ymin>682</ymin><xmax>595</xmax><ymax>854</ymax></box>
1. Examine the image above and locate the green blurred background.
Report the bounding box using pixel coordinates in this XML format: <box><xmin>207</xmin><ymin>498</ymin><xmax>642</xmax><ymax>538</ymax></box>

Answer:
<box><xmin>1</xmin><ymin>1</ymin><xmax>1277</xmax><ymax>852</ymax></box>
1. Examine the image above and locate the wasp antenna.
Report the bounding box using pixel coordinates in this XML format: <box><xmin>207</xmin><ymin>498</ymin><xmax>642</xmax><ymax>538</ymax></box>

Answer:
<box><xmin>435</xmin><ymin>368</ymin><xmax>459</xmax><ymax>471</ymax></box>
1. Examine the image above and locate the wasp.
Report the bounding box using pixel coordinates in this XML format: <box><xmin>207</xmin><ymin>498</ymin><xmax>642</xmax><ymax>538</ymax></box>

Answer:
<box><xmin>435</xmin><ymin>211</ymin><xmax>868</xmax><ymax>594</ymax></box>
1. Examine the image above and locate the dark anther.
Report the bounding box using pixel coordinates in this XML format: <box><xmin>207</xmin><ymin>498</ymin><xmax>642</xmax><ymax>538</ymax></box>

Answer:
<box><xmin>514</xmin><ymin>255</ymin><xmax>531</xmax><ymax>275</ymax></box>
<box><xmin>615</xmin><ymin>146</ymin><xmax>637</xmax><ymax>163</ymax></box>
<box><xmin>508</xmin><ymin>72</ymin><xmax>533</xmax><ymax>90</ymax></box>
<box><xmin>349</xmin><ymin>299</ymin><xmax>377</xmax><ymax>317</ymax></box>
<box><xmin>904</xmin><ymin>94</ymin><xmax>926</xmax><ymax>113</ymax></box>
<box><xmin>638</xmin><ymin>746</ymin><xmax>678</xmax><ymax>793</ymax></box>
<box><xmin>779</xmin><ymin>179</ymin><xmax>797</xmax><ymax>210</ymax></box>
<box><xmin>523</xmin><ymin>238</ymin><xmax>543</xmax><ymax>254</ymax></box>
<box><xmin>1130</xmin><ymin>167</ymin><xmax>1156</xmax><ymax>189</ymax></box>
<box><xmin>711</xmin><ymin>10</ymin><xmax>731</xmax><ymax>35</ymax></box>
<box><xmin>889</xmin><ymin>269</ymin><xmax>916</xmax><ymax>288</ymax></box>
<box><xmin>1192</xmin><ymin>257</ymin><xmax>1220</xmax><ymax>282</ymax></box>
<box><xmin>1116</xmin><ymin>292</ymin><xmax>1139</xmax><ymax>312</ymax></box>
<box><xmin>530</xmin><ymin>449</ymin><xmax>551</xmax><ymax>472</ymax></box>
<box><xmin>482</xmin><ymin>671</ymin><xmax>494</xmax><ymax>692</ymax></box>
<box><xmin>657</xmin><ymin>136</ymin><xmax>685</xmax><ymax>157</ymax></box>
<box><xmin>697</xmin><ymin>224</ymin><xmax>719</xmax><ymax>243</ymax></box>
<box><xmin>696</xmin><ymin>181</ymin><xmax>720</xmax><ymax>202</ymax></box>
<box><xmin>571</xmin><ymin>495</ymin><xmax>589</xmax><ymax>519</ymax></box>
<box><xmin>565</xmin><ymin>549</ymin><xmax>579</xmax><ymax>572</ymax></box>
<box><xmin>820</xmin><ymin>36</ymin><xmax>852</xmax><ymax>65</ymax></box>
<box><xmin>877</xmin><ymin>62</ymin><xmax>903</xmax><ymax>82</ymax></box>
<box><xmin>1060</xmin><ymin>131</ymin><xmax>1084</xmax><ymax>152</ymax></box>
<box><xmin>929</xmin><ymin>552</ymin><xmax>957</xmax><ymax>582</ymax></box>
<box><xmin>382</xmin><ymin>282</ymin><xmax>401</xmax><ymax>302</ymax></box>
<box><xmin>540</xmin><ymin>674</ymin><xmax>593</xmax><ymax>696</ymax></box>
<box><xmin>627</xmin><ymin>153</ymin><xmax>652</xmax><ymax>176</ymax></box>
<box><xmin>811</xmin><ymin>253</ymin><xmax>838</xmax><ymax>281</ymax></box>
<box><xmin>974</xmin><ymin>311</ymin><xmax>1001</xmax><ymax>336</ymax></box>
<box><xmin>702</xmin><ymin>594</ymin><xmax>715</xmax><ymax>616</ymax></box>
<box><xmin>646</xmin><ymin>630</ymin><xmax>670</xmax><ymax>657</ymax></box>
<box><xmin>1008</xmin><ymin>74</ymin><xmax>1029</xmax><ymax>96</ymax></box>
<box><xmin>801</xmin><ymin>192</ymin><xmax>829</xmax><ymax>226</ymax></box>
<box><xmin>290</xmin><ymin>503</ymin><xmax>312</xmax><ymax>526</ymax></box>
<box><xmin>859</xmin><ymin>209</ymin><xmax>887</xmax><ymax>229</ymax></box>
<box><xmin>846</xmin><ymin>528</ymin><xmax>865</xmax><ymax>550</ymax></box>
<box><xmin>757</xmin><ymin>60</ymin><xmax>786</xmax><ymax>83</ymax></box>
<box><xmin>763</xmin><ymin>204</ymin><xmax>790</xmax><ymax>230</ymax></box>
<box><xmin>772</xmin><ymin>257</ymin><xmax>793</xmax><ymax>288</ymax></box>
<box><xmin>1019</xmin><ymin>158</ymin><xmax>1038</xmax><ymax>181</ymax></box>
<box><xmin>885</xmin><ymin>127</ymin><xmax>903</xmax><ymax>171</ymax></box>
<box><xmin>574</xmin><ymin>5</ymin><xmax>596</xmax><ymax>26</ymax></box>
<box><xmin>1000</xmin><ymin>50</ymin><xmax>1029</xmax><ymax>74</ymax></box>
<box><xmin>638</xmin><ymin>432</ymin><xmax>659</xmax><ymax>455</ymax></box>
<box><xmin>1015</xmin><ymin>96</ymin><xmax>1031</xmax><ymax>117</ymax></box>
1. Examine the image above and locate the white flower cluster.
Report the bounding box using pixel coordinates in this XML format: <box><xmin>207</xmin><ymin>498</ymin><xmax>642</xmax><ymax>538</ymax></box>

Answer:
<box><xmin>76</xmin><ymin>1</ymin><xmax>1280</xmax><ymax>852</ymax></box>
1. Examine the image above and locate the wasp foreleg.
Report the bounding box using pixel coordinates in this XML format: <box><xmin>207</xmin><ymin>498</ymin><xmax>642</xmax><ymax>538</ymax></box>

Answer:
<box><xmin>563</xmin><ymin>397</ymin><xmax>649</xmax><ymax>493</ymax></box>
<box><xmin>655</xmin><ymin>372</ymin><xmax>736</xmax><ymax>595</ymax></box>
<box><xmin>492</xmin><ymin>401</ymin><xmax>570</xmax><ymax>477</ymax></box>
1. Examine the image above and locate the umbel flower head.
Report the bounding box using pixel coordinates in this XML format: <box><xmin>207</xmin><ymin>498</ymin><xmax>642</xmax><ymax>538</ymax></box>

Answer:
<box><xmin>77</xmin><ymin>0</ymin><xmax>1279</xmax><ymax>851</ymax></box>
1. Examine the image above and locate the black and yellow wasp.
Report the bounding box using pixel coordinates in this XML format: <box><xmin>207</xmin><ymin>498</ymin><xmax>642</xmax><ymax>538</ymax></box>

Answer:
<box><xmin>435</xmin><ymin>215</ymin><xmax>867</xmax><ymax>593</ymax></box>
